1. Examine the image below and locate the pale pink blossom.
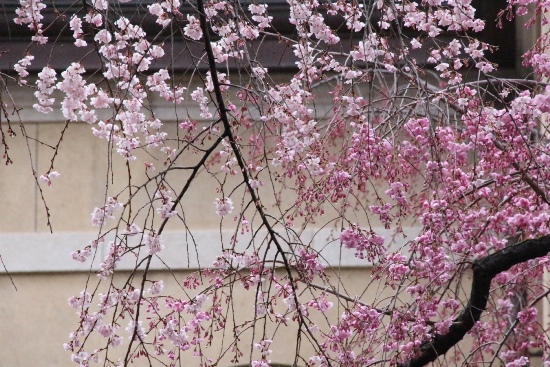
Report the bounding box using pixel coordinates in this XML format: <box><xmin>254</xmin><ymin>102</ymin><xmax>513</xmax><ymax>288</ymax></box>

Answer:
<box><xmin>39</xmin><ymin>171</ymin><xmax>60</xmax><ymax>187</ymax></box>
<box><xmin>184</xmin><ymin>15</ymin><xmax>202</xmax><ymax>40</ymax></box>
<box><xmin>33</xmin><ymin>66</ymin><xmax>57</xmax><ymax>113</ymax></box>
<box><xmin>145</xmin><ymin>232</ymin><xmax>164</xmax><ymax>255</ymax></box>
<box><xmin>14</xmin><ymin>54</ymin><xmax>34</xmax><ymax>81</ymax></box>
<box><xmin>126</xmin><ymin>320</ymin><xmax>147</xmax><ymax>341</ymax></box>
<box><xmin>91</xmin><ymin>197</ymin><xmax>123</xmax><ymax>227</ymax></box>
<box><xmin>147</xmin><ymin>280</ymin><xmax>164</xmax><ymax>295</ymax></box>
<box><xmin>214</xmin><ymin>197</ymin><xmax>234</xmax><ymax>216</ymax></box>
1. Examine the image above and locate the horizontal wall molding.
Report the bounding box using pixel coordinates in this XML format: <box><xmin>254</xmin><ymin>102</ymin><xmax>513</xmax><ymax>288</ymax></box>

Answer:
<box><xmin>0</xmin><ymin>227</ymin><xmax>419</xmax><ymax>273</ymax></box>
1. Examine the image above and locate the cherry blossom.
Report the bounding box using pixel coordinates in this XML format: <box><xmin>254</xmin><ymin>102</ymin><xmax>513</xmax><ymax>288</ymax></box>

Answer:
<box><xmin>39</xmin><ymin>170</ymin><xmax>60</xmax><ymax>187</ymax></box>
<box><xmin>214</xmin><ymin>197</ymin><xmax>234</xmax><ymax>216</ymax></box>
<box><xmin>8</xmin><ymin>0</ymin><xmax>550</xmax><ymax>366</ymax></box>
<box><xmin>184</xmin><ymin>15</ymin><xmax>202</xmax><ymax>40</ymax></box>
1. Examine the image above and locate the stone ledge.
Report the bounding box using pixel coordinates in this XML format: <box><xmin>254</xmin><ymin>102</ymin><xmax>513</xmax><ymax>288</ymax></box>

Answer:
<box><xmin>0</xmin><ymin>227</ymin><xmax>418</xmax><ymax>273</ymax></box>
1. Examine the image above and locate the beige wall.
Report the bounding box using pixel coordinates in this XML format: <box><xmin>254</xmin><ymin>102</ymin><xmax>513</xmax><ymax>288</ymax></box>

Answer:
<box><xmin>0</xmin><ymin>268</ymin><xmax>387</xmax><ymax>366</ymax></box>
<box><xmin>0</xmin><ymin>120</ymin><xmax>222</xmax><ymax>233</ymax></box>
<box><xmin>0</xmin><ymin>81</ymin><xmax>395</xmax><ymax>366</ymax></box>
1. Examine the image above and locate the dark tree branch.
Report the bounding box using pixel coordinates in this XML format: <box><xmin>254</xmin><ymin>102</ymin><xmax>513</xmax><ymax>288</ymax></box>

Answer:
<box><xmin>400</xmin><ymin>235</ymin><xmax>550</xmax><ymax>367</ymax></box>
<box><xmin>195</xmin><ymin>2</ymin><xmax>329</xmax><ymax>364</ymax></box>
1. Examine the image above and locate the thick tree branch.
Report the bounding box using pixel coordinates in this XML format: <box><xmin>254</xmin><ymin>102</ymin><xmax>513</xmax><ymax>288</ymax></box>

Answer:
<box><xmin>400</xmin><ymin>235</ymin><xmax>550</xmax><ymax>367</ymax></box>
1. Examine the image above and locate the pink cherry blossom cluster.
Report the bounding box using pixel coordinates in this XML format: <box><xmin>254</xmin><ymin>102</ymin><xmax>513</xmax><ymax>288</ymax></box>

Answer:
<box><xmin>13</xmin><ymin>54</ymin><xmax>34</xmax><ymax>83</ymax></box>
<box><xmin>33</xmin><ymin>67</ymin><xmax>57</xmax><ymax>113</ymax></box>
<box><xmin>10</xmin><ymin>0</ymin><xmax>550</xmax><ymax>366</ymax></box>
<box><xmin>214</xmin><ymin>197</ymin><xmax>234</xmax><ymax>217</ymax></box>
<box><xmin>340</xmin><ymin>226</ymin><xmax>385</xmax><ymax>261</ymax></box>
<box><xmin>155</xmin><ymin>185</ymin><xmax>177</xmax><ymax>219</ymax></box>
<box><xmin>91</xmin><ymin>197</ymin><xmax>123</xmax><ymax>227</ymax></box>
<box><xmin>145</xmin><ymin>232</ymin><xmax>164</xmax><ymax>255</ymax></box>
<box><xmin>14</xmin><ymin>0</ymin><xmax>47</xmax><ymax>44</ymax></box>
